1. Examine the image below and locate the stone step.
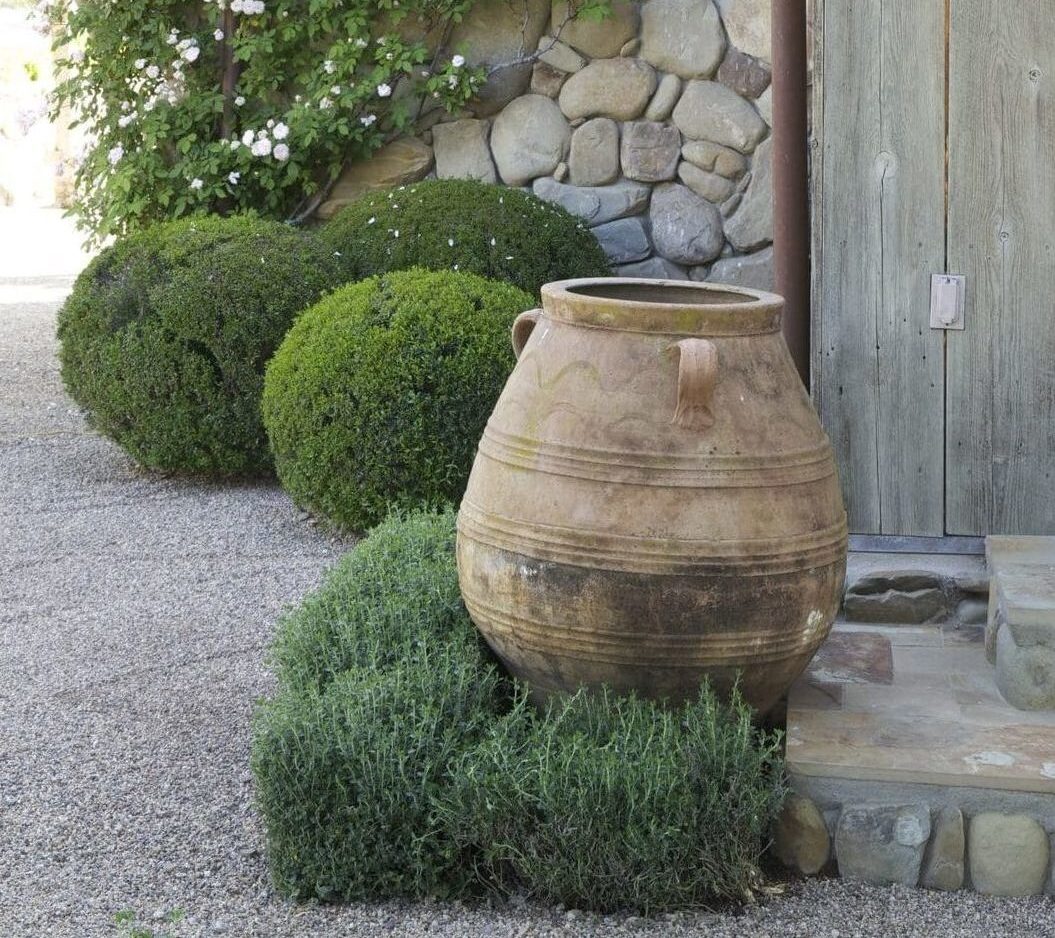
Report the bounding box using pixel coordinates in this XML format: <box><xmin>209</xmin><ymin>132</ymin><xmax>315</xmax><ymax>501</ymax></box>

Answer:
<box><xmin>842</xmin><ymin>551</ymin><xmax>988</xmax><ymax>626</ymax></box>
<box><xmin>987</xmin><ymin>535</ymin><xmax>1055</xmax><ymax>710</ymax></box>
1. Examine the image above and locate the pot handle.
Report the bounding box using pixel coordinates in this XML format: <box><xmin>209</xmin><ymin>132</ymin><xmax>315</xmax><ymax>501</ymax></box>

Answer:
<box><xmin>512</xmin><ymin>308</ymin><xmax>541</xmax><ymax>360</ymax></box>
<box><xmin>669</xmin><ymin>338</ymin><xmax>719</xmax><ymax>431</ymax></box>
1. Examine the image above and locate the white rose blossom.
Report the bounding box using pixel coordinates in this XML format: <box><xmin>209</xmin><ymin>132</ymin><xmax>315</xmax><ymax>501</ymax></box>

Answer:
<box><xmin>134</xmin><ymin>58</ymin><xmax>146</xmax><ymax>69</ymax></box>
<box><xmin>376</xmin><ymin>83</ymin><xmax>392</xmax><ymax>98</ymax></box>
<box><xmin>107</xmin><ymin>144</ymin><xmax>123</xmax><ymax>165</ymax></box>
<box><xmin>451</xmin><ymin>54</ymin><xmax>465</xmax><ymax>67</ymax></box>
<box><xmin>319</xmin><ymin>96</ymin><xmax>333</xmax><ymax>109</ymax></box>
<box><xmin>234</xmin><ymin>95</ymin><xmax>246</xmax><ymax>106</ymax></box>
<box><xmin>273</xmin><ymin>122</ymin><xmax>289</xmax><ymax>140</ymax></box>
<box><xmin>214</xmin><ymin>29</ymin><xmax>224</xmax><ymax>40</ymax></box>
<box><xmin>273</xmin><ymin>143</ymin><xmax>290</xmax><ymax>161</ymax></box>
<box><xmin>323</xmin><ymin>60</ymin><xmax>335</xmax><ymax>74</ymax></box>
<box><xmin>189</xmin><ymin>177</ymin><xmax>204</xmax><ymax>190</ymax></box>
<box><xmin>241</xmin><ymin>129</ymin><xmax>255</xmax><ymax>146</ymax></box>
<box><xmin>251</xmin><ymin>137</ymin><xmax>272</xmax><ymax>156</ymax></box>
<box><xmin>181</xmin><ymin>45</ymin><xmax>200</xmax><ymax>63</ymax></box>
<box><xmin>228</xmin><ymin>171</ymin><xmax>241</xmax><ymax>184</ymax></box>
<box><xmin>146</xmin><ymin>64</ymin><xmax>160</xmax><ymax>79</ymax></box>
<box><xmin>360</xmin><ymin>113</ymin><xmax>376</xmax><ymax>126</ymax></box>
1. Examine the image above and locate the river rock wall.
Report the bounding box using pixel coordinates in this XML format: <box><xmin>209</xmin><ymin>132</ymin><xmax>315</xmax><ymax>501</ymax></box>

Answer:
<box><xmin>320</xmin><ymin>0</ymin><xmax>776</xmax><ymax>289</ymax></box>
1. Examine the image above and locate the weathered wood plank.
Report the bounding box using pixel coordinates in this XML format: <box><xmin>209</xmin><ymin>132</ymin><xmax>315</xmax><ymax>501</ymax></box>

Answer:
<box><xmin>947</xmin><ymin>2</ymin><xmax>1055</xmax><ymax>535</ymax></box>
<box><xmin>812</xmin><ymin>0</ymin><xmax>946</xmax><ymax>535</ymax></box>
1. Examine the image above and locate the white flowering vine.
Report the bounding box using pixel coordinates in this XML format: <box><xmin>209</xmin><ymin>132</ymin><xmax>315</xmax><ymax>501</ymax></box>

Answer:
<box><xmin>44</xmin><ymin>0</ymin><xmax>560</xmax><ymax>240</ymax></box>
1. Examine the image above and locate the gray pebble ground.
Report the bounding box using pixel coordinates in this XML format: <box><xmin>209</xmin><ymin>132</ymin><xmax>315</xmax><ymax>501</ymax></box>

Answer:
<box><xmin>1</xmin><ymin>211</ymin><xmax>1053</xmax><ymax>937</ymax></box>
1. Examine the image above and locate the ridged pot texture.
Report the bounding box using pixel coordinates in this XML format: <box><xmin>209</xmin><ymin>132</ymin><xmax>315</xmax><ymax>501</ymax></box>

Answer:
<box><xmin>457</xmin><ymin>278</ymin><xmax>847</xmax><ymax>714</ymax></box>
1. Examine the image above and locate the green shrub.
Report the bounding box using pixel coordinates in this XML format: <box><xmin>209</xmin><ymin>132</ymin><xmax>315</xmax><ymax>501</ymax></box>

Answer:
<box><xmin>253</xmin><ymin>509</ymin><xmax>786</xmax><ymax>913</ymax></box>
<box><xmin>439</xmin><ymin>686</ymin><xmax>786</xmax><ymax>913</ymax></box>
<box><xmin>320</xmin><ymin>179</ymin><xmax>611</xmax><ymax>296</ymax></box>
<box><xmin>57</xmin><ymin>216</ymin><xmax>342</xmax><ymax>476</ymax></box>
<box><xmin>269</xmin><ymin>507</ymin><xmax>482</xmax><ymax>697</ymax></box>
<box><xmin>262</xmin><ymin>268</ymin><xmax>532</xmax><ymax>531</ymax></box>
<box><xmin>252</xmin><ymin>507</ymin><xmax>507</xmax><ymax>900</ymax></box>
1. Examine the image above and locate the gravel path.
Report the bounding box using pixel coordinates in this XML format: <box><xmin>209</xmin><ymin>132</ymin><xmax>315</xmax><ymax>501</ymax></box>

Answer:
<box><xmin>1</xmin><ymin>211</ymin><xmax>1053</xmax><ymax>936</ymax></box>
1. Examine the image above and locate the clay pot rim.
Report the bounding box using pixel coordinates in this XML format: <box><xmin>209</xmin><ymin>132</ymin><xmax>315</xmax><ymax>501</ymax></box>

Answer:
<box><xmin>540</xmin><ymin>277</ymin><xmax>784</xmax><ymax>336</ymax></box>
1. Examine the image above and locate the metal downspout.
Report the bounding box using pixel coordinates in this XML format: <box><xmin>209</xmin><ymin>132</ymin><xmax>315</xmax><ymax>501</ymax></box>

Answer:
<box><xmin>771</xmin><ymin>0</ymin><xmax>811</xmax><ymax>386</ymax></box>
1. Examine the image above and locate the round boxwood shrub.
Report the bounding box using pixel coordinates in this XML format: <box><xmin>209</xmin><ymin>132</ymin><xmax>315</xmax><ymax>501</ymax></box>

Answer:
<box><xmin>56</xmin><ymin>216</ymin><xmax>343</xmax><ymax>476</ymax></box>
<box><xmin>262</xmin><ymin>268</ymin><xmax>532</xmax><ymax>531</ymax></box>
<box><xmin>320</xmin><ymin>178</ymin><xmax>611</xmax><ymax>296</ymax></box>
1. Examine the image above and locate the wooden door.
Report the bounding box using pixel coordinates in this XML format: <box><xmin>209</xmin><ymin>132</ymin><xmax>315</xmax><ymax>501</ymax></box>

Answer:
<box><xmin>947</xmin><ymin>2</ymin><xmax>1055</xmax><ymax>534</ymax></box>
<box><xmin>813</xmin><ymin>0</ymin><xmax>1055</xmax><ymax>536</ymax></box>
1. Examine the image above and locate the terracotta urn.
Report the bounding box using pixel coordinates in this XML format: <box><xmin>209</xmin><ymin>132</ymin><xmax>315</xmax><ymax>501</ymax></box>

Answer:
<box><xmin>456</xmin><ymin>279</ymin><xmax>847</xmax><ymax>714</ymax></box>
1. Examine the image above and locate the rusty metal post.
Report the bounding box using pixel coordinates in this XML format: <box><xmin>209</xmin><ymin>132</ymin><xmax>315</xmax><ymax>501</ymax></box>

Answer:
<box><xmin>771</xmin><ymin>0</ymin><xmax>811</xmax><ymax>386</ymax></box>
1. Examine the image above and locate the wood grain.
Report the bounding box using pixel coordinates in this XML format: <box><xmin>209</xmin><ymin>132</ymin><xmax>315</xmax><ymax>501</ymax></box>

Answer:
<box><xmin>812</xmin><ymin>0</ymin><xmax>946</xmax><ymax>535</ymax></box>
<box><xmin>947</xmin><ymin>1</ymin><xmax>1055</xmax><ymax>534</ymax></box>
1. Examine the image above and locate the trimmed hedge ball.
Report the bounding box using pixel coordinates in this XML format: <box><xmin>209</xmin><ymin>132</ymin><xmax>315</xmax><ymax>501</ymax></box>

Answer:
<box><xmin>57</xmin><ymin>216</ymin><xmax>343</xmax><ymax>476</ymax></box>
<box><xmin>320</xmin><ymin>178</ymin><xmax>611</xmax><ymax>295</ymax></box>
<box><xmin>262</xmin><ymin>268</ymin><xmax>533</xmax><ymax>531</ymax></box>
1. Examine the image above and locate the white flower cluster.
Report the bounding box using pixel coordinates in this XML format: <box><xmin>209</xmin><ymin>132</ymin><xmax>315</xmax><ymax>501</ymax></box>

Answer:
<box><xmin>236</xmin><ymin>125</ymin><xmax>290</xmax><ymax>161</ymax></box>
<box><xmin>230</xmin><ymin>0</ymin><xmax>266</xmax><ymax>13</ymax></box>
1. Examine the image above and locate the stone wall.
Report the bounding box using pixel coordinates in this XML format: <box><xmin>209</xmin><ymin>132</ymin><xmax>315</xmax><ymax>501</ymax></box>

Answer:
<box><xmin>320</xmin><ymin>0</ymin><xmax>776</xmax><ymax>290</ymax></box>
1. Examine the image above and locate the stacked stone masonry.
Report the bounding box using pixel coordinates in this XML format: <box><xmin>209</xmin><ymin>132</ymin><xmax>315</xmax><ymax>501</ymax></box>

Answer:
<box><xmin>319</xmin><ymin>0</ymin><xmax>775</xmax><ymax>290</ymax></box>
<box><xmin>774</xmin><ymin>798</ymin><xmax>1055</xmax><ymax>898</ymax></box>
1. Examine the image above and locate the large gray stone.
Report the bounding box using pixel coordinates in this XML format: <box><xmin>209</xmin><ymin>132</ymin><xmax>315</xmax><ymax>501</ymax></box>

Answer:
<box><xmin>559</xmin><ymin>59</ymin><xmax>657</xmax><ymax>121</ymax></box>
<box><xmin>569</xmin><ymin>118</ymin><xmax>620</xmax><ymax>186</ymax></box>
<box><xmin>451</xmin><ymin>0</ymin><xmax>550</xmax><ymax>115</ymax></box>
<box><xmin>591</xmin><ymin>216</ymin><xmax>651</xmax><ymax>264</ymax></box>
<box><xmin>755</xmin><ymin>85</ymin><xmax>772</xmax><ymax>125</ymax></box>
<box><xmin>551</xmin><ymin>0</ymin><xmax>640</xmax><ymax>58</ymax></box>
<box><xmin>621</xmin><ymin>121</ymin><xmax>681</xmax><ymax>183</ymax></box>
<box><xmin>531</xmin><ymin>61</ymin><xmax>569</xmax><ymax>97</ymax></box>
<box><xmin>491</xmin><ymin>95</ymin><xmax>570</xmax><ymax>186</ymax></box>
<box><xmin>677</xmin><ymin>161</ymin><xmax>735</xmax><ymax>203</ymax></box>
<box><xmin>645</xmin><ymin>74</ymin><xmax>682</xmax><ymax>122</ymax></box>
<box><xmin>706</xmin><ymin>245</ymin><xmax>774</xmax><ymax>291</ymax></box>
<box><xmin>682</xmin><ymin>139</ymin><xmax>748</xmax><ymax>178</ymax></box>
<box><xmin>615</xmin><ymin>256</ymin><xmax>688</xmax><ymax>280</ymax></box>
<box><xmin>640</xmin><ymin>0</ymin><xmax>726</xmax><ymax>79</ymax></box>
<box><xmin>725</xmin><ymin>135</ymin><xmax>773</xmax><ymax>250</ymax></box>
<box><xmin>834</xmin><ymin>805</ymin><xmax>930</xmax><ymax>887</ymax></box>
<box><xmin>715</xmin><ymin>0</ymin><xmax>771</xmax><ymax>63</ymax></box>
<box><xmin>774</xmin><ymin>794</ymin><xmax>830</xmax><ymax>876</ymax></box>
<box><xmin>317</xmin><ymin>137</ymin><xmax>433</xmax><ymax>219</ymax></box>
<box><xmin>996</xmin><ymin>625</ymin><xmax>1055</xmax><ymax>712</ymax></box>
<box><xmin>969</xmin><ymin>813</ymin><xmax>1049</xmax><ymax>897</ymax></box>
<box><xmin>843</xmin><ymin>588</ymin><xmax>948</xmax><ymax>625</ymax></box>
<box><xmin>537</xmin><ymin>35</ymin><xmax>586</xmax><ymax>73</ymax></box>
<box><xmin>987</xmin><ymin>536</ymin><xmax>1055</xmax><ymax>710</ymax></box>
<box><xmin>649</xmin><ymin>183</ymin><xmax>724</xmax><ymax>265</ymax></box>
<box><xmin>718</xmin><ymin>47</ymin><xmax>771</xmax><ymax>99</ymax></box>
<box><xmin>921</xmin><ymin>808</ymin><xmax>964</xmax><ymax>892</ymax></box>
<box><xmin>532</xmin><ymin>177</ymin><xmax>651</xmax><ymax>224</ymax></box>
<box><xmin>672</xmin><ymin>80</ymin><xmax>768</xmax><ymax>153</ymax></box>
<box><xmin>431</xmin><ymin>119</ymin><xmax>496</xmax><ymax>183</ymax></box>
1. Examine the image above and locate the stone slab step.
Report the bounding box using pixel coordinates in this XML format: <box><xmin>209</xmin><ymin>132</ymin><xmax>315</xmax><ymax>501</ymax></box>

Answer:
<box><xmin>987</xmin><ymin>535</ymin><xmax>1055</xmax><ymax>710</ymax></box>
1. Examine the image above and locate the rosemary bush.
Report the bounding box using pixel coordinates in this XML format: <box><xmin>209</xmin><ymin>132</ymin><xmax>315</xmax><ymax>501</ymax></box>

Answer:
<box><xmin>252</xmin><ymin>508</ymin><xmax>787</xmax><ymax>911</ymax></box>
